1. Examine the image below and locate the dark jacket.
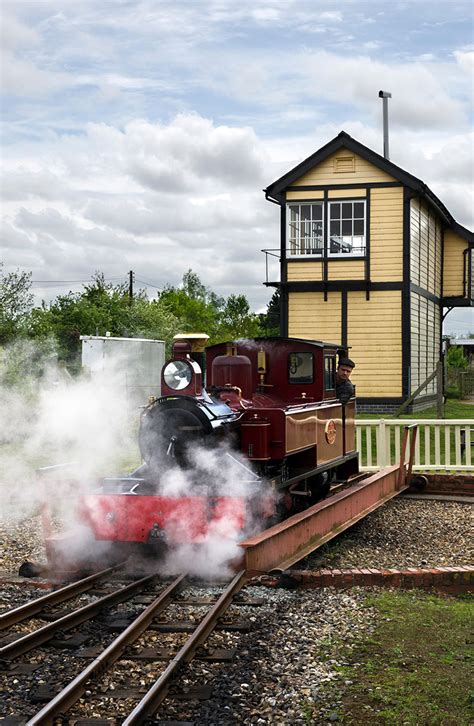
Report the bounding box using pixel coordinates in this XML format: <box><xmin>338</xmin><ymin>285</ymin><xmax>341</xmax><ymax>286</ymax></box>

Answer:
<box><xmin>336</xmin><ymin>379</ymin><xmax>354</xmax><ymax>405</ymax></box>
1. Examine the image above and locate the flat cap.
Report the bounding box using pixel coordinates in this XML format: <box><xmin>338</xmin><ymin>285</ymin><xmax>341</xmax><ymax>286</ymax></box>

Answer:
<box><xmin>338</xmin><ymin>357</ymin><xmax>355</xmax><ymax>368</ymax></box>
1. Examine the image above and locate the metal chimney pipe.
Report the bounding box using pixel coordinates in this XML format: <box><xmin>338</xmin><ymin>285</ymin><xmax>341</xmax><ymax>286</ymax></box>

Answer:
<box><xmin>378</xmin><ymin>90</ymin><xmax>392</xmax><ymax>159</ymax></box>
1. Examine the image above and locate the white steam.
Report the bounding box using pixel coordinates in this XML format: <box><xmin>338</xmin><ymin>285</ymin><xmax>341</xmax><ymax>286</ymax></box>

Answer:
<box><xmin>0</xmin><ymin>340</ymin><xmax>275</xmax><ymax>579</ymax></box>
<box><xmin>156</xmin><ymin>440</ymin><xmax>273</xmax><ymax>578</ymax></box>
<box><xmin>0</xmin><ymin>339</ymin><xmax>140</xmax><ymax>524</ymax></box>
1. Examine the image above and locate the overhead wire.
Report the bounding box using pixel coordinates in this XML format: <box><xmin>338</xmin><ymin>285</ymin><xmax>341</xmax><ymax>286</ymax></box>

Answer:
<box><xmin>31</xmin><ymin>278</ymin><xmax>127</xmax><ymax>286</ymax></box>
<box><xmin>135</xmin><ymin>278</ymin><xmax>162</xmax><ymax>290</ymax></box>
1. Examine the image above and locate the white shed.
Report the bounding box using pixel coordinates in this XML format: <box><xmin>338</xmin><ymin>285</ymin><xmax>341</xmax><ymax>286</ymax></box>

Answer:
<box><xmin>80</xmin><ymin>335</ymin><xmax>165</xmax><ymax>407</ymax></box>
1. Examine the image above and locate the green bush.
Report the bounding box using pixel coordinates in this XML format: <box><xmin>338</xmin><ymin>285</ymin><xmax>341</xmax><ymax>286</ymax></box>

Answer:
<box><xmin>446</xmin><ymin>346</ymin><xmax>469</xmax><ymax>370</ymax></box>
<box><xmin>445</xmin><ymin>385</ymin><xmax>462</xmax><ymax>399</ymax></box>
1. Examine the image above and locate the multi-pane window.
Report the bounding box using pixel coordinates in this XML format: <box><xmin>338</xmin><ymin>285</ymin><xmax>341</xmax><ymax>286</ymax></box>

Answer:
<box><xmin>287</xmin><ymin>200</ymin><xmax>366</xmax><ymax>257</ymax></box>
<box><xmin>288</xmin><ymin>203</ymin><xmax>323</xmax><ymax>256</ymax></box>
<box><xmin>329</xmin><ymin>201</ymin><xmax>366</xmax><ymax>256</ymax></box>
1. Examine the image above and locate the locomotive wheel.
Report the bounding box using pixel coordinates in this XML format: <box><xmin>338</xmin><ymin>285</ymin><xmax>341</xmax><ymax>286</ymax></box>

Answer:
<box><xmin>307</xmin><ymin>471</ymin><xmax>332</xmax><ymax>502</ymax></box>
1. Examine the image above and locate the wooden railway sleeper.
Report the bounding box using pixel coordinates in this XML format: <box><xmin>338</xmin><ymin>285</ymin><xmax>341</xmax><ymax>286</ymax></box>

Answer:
<box><xmin>0</xmin><ymin>564</ymin><xmax>122</xmax><ymax>631</ymax></box>
<box><xmin>0</xmin><ymin>572</ymin><xmax>160</xmax><ymax>661</ymax></box>
<box><xmin>25</xmin><ymin>574</ymin><xmax>187</xmax><ymax>726</ymax></box>
<box><xmin>123</xmin><ymin>570</ymin><xmax>247</xmax><ymax>726</ymax></box>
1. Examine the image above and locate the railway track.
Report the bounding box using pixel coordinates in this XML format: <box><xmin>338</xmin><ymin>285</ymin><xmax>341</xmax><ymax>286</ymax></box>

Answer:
<box><xmin>0</xmin><ymin>568</ymin><xmax>261</xmax><ymax>724</ymax></box>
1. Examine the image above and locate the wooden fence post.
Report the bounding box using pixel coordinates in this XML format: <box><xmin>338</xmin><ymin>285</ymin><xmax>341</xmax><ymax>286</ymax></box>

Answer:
<box><xmin>437</xmin><ymin>360</ymin><xmax>444</xmax><ymax>418</ymax></box>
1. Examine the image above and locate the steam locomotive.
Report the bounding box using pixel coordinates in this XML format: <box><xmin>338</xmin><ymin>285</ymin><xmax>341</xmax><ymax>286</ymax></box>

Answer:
<box><xmin>74</xmin><ymin>335</ymin><xmax>358</xmax><ymax>555</ymax></box>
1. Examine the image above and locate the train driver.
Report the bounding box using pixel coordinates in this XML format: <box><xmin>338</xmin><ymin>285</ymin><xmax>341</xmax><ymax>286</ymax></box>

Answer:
<box><xmin>336</xmin><ymin>357</ymin><xmax>355</xmax><ymax>405</ymax></box>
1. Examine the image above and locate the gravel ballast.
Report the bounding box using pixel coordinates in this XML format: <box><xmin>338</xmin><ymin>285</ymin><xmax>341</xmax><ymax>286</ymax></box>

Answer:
<box><xmin>300</xmin><ymin>497</ymin><xmax>473</xmax><ymax>570</ymax></box>
<box><xmin>0</xmin><ymin>496</ymin><xmax>472</xmax><ymax>723</ymax></box>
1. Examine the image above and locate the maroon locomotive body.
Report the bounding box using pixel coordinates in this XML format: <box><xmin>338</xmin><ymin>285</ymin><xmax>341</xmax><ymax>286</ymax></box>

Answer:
<box><xmin>72</xmin><ymin>335</ymin><xmax>358</xmax><ymax>557</ymax></box>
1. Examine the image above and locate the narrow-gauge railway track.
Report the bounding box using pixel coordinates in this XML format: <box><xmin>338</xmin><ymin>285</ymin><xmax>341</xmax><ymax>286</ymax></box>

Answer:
<box><xmin>0</xmin><ymin>570</ymin><xmax>252</xmax><ymax>724</ymax></box>
<box><xmin>0</xmin><ymin>564</ymin><xmax>122</xmax><ymax>631</ymax></box>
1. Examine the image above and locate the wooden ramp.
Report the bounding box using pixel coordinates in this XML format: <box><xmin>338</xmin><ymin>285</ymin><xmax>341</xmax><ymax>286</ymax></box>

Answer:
<box><xmin>241</xmin><ymin>426</ymin><xmax>417</xmax><ymax>574</ymax></box>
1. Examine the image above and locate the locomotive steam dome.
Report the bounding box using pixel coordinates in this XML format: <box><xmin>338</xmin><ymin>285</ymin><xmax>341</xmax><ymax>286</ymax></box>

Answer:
<box><xmin>211</xmin><ymin>350</ymin><xmax>252</xmax><ymax>400</ymax></box>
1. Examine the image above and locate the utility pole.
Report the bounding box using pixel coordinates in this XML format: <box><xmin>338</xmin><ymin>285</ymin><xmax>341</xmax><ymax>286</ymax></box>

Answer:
<box><xmin>129</xmin><ymin>270</ymin><xmax>134</xmax><ymax>304</ymax></box>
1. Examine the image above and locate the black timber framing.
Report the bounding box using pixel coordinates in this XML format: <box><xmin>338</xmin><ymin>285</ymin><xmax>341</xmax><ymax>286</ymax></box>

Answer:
<box><xmin>284</xmin><ymin>281</ymin><xmax>403</xmax><ymax>293</ymax></box>
<box><xmin>280</xmin><ymin>203</ymin><xmax>288</xmax><ymax>337</ymax></box>
<box><xmin>402</xmin><ymin>188</ymin><xmax>412</xmax><ymax>401</ymax></box>
<box><xmin>286</xmin><ymin>181</ymin><xmax>402</xmax><ymax>191</ymax></box>
<box><xmin>284</xmin><ymin>282</ymin><xmax>447</xmax><ymax>303</ymax></box>
<box><xmin>443</xmin><ymin>296</ymin><xmax>474</xmax><ymax>307</ymax></box>
<box><xmin>441</xmin><ymin>225</ymin><xmax>445</xmax><ymax>364</ymax></box>
<box><xmin>410</xmin><ymin>283</ymin><xmax>440</xmax><ymax>305</ymax></box>
<box><xmin>341</xmin><ymin>290</ymin><xmax>347</xmax><ymax>346</ymax></box>
<box><xmin>365</xmin><ymin>188</ymin><xmax>371</xmax><ymax>300</ymax></box>
<box><xmin>323</xmin><ymin>190</ymin><xmax>329</xmax><ymax>301</ymax></box>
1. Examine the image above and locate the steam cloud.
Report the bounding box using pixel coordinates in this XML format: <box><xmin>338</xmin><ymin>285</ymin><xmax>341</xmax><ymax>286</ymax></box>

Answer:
<box><xmin>0</xmin><ymin>340</ymin><xmax>274</xmax><ymax>579</ymax></box>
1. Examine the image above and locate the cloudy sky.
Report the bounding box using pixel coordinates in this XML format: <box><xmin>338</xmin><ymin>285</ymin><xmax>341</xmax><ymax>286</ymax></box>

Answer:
<box><xmin>1</xmin><ymin>0</ymin><xmax>473</xmax><ymax>334</ymax></box>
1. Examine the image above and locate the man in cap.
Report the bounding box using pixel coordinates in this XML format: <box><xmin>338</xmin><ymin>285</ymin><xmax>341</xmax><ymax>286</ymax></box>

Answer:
<box><xmin>336</xmin><ymin>357</ymin><xmax>355</xmax><ymax>405</ymax></box>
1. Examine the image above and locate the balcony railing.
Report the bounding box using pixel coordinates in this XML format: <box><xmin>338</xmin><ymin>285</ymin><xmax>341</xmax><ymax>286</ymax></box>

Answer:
<box><xmin>261</xmin><ymin>246</ymin><xmax>367</xmax><ymax>284</ymax></box>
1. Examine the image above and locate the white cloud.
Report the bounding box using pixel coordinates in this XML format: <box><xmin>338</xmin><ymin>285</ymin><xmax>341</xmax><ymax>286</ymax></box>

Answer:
<box><xmin>453</xmin><ymin>48</ymin><xmax>474</xmax><ymax>72</ymax></box>
<box><xmin>2</xmin><ymin>114</ymin><xmax>277</xmax><ymax>309</ymax></box>
<box><xmin>320</xmin><ymin>11</ymin><xmax>343</xmax><ymax>22</ymax></box>
<box><xmin>1</xmin><ymin>0</ymin><xmax>473</xmax><ymax>328</ymax></box>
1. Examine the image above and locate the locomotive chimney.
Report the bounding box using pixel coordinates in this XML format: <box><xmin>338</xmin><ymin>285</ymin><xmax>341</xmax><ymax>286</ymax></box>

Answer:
<box><xmin>173</xmin><ymin>333</ymin><xmax>209</xmax><ymax>380</ymax></box>
<box><xmin>378</xmin><ymin>90</ymin><xmax>392</xmax><ymax>160</ymax></box>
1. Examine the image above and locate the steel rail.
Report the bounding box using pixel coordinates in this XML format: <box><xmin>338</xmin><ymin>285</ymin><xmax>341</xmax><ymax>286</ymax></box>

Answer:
<box><xmin>123</xmin><ymin>570</ymin><xmax>248</xmax><ymax>725</ymax></box>
<box><xmin>0</xmin><ymin>565</ymin><xmax>121</xmax><ymax>630</ymax></box>
<box><xmin>26</xmin><ymin>574</ymin><xmax>186</xmax><ymax>726</ymax></box>
<box><xmin>0</xmin><ymin>573</ymin><xmax>159</xmax><ymax>660</ymax></box>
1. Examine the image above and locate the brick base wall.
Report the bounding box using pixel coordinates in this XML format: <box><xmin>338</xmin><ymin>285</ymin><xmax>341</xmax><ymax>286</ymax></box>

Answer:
<box><xmin>258</xmin><ymin>566</ymin><xmax>474</xmax><ymax>594</ymax></box>
<box><xmin>424</xmin><ymin>474</ymin><xmax>474</xmax><ymax>495</ymax></box>
<box><xmin>357</xmin><ymin>395</ymin><xmax>438</xmax><ymax>414</ymax></box>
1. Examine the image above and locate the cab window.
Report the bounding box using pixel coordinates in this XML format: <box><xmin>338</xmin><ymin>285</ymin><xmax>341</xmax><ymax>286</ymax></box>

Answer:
<box><xmin>288</xmin><ymin>352</ymin><xmax>314</xmax><ymax>384</ymax></box>
<box><xmin>324</xmin><ymin>355</ymin><xmax>336</xmax><ymax>392</ymax></box>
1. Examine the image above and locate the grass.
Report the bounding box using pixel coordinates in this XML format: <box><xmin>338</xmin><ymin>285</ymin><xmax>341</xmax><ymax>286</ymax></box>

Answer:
<box><xmin>336</xmin><ymin>590</ymin><xmax>473</xmax><ymax>725</ymax></box>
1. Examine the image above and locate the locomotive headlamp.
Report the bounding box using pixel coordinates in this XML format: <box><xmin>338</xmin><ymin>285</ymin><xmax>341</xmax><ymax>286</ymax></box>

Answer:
<box><xmin>163</xmin><ymin>360</ymin><xmax>193</xmax><ymax>390</ymax></box>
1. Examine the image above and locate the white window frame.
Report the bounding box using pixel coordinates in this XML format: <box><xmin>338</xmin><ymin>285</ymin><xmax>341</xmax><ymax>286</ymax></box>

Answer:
<box><xmin>328</xmin><ymin>199</ymin><xmax>366</xmax><ymax>258</ymax></box>
<box><xmin>287</xmin><ymin>202</ymin><xmax>324</xmax><ymax>258</ymax></box>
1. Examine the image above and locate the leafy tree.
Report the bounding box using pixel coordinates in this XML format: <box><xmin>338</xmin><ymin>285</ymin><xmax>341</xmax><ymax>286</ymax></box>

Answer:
<box><xmin>129</xmin><ymin>296</ymin><xmax>182</xmax><ymax>351</ymax></box>
<box><xmin>446</xmin><ymin>345</ymin><xmax>469</xmax><ymax>370</ymax></box>
<box><xmin>2</xmin><ymin>266</ymin><xmax>270</xmax><ymax>364</ymax></box>
<box><xmin>34</xmin><ymin>273</ymin><xmax>139</xmax><ymax>361</ymax></box>
<box><xmin>158</xmin><ymin>270</ymin><xmax>223</xmax><ymax>340</ymax></box>
<box><xmin>218</xmin><ymin>294</ymin><xmax>261</xmax><ymax>340</ymax></box>
<box><xmin>0</xmin><ymin>264</ymin><xmax>34</xmax><ymax>343</ymax></box>
<box><xmin>259</xmin><ymin>289</ymin><xmax>281</xmax><ymax>336</ymax></box>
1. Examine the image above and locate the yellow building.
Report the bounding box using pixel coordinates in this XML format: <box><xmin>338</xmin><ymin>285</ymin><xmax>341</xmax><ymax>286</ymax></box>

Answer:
<box><xmin>264</xmin><ymin>131</ymin><xmax>473</xmax><ymax>411</ymax></box>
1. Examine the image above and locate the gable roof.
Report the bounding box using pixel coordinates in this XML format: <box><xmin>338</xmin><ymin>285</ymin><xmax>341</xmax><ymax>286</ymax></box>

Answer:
<box><xmin>264</xmin><ymin>130</ymin><xmax>472</xmax><ymax>240</ymax></box>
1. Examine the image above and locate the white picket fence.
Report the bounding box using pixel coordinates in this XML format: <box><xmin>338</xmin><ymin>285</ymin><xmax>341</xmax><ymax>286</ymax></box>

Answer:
<box><xmin>355</xmin><ymin>419</ymin><xmax>474</xmax><ymax>473</ymax></box>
